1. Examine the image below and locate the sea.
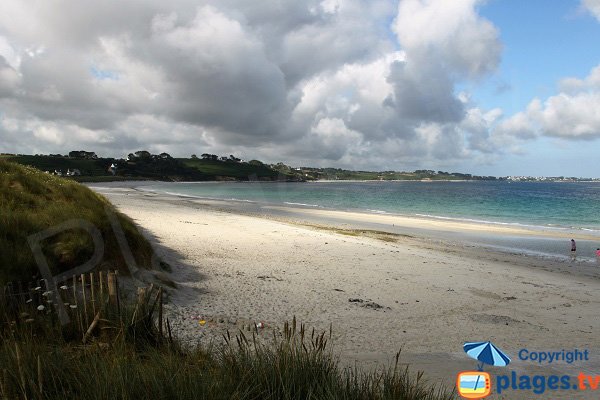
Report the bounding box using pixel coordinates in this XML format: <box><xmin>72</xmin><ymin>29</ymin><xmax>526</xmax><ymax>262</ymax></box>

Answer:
<box><xmin>140</xmin><ymin>180</ymin><xmax>600</xmax><ymax>263</ymax></box>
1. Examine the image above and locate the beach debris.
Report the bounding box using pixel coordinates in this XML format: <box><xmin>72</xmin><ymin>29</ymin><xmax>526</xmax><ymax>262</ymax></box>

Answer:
<box><xmin>257</xmin><ymin>275</ymin><xmax>283</xmax><ymax>281</ymax></box>
<box><xmin>256</xmin><ymin>322</ymin><xmax>265</xmax><ymax>329</ymax></box>
<box><xmin>20</xmin><ymin>312</ymin><xmax>29</xmax><ymax>318</ymax></box>
<box><xmin>34</xmin><ymin>286</ymin><xmax>42</xmax><ymax>291</ymax></box>
<box><xmin>503</xmin><ymin>296</ymin><xmax>517</xmax><ymax>300</ymax></box>
<box><xmin>333</xmin><ymin>288</ymin><xmax>345</xmax><ymax>292</ymax></box>
<box><xmin>26</xmin><ymin>299</ymin><xmax>33</xmax><ymax>303</ymax></box>
<box><xmin>199</xmin><ymin>320</ymin><xmax>207</xmax><ymax>326</ymax></box>
<box><xmin>60</xmin><ymin>285</ymin><xmax>68</xmax><ymax>290</ymax></box>
<box><xmin>37</xmin><ymin>305</ymin><xmax>45</xmax><ymax>311</ymax></box>
<box><xmin>25</xmin><ymin>318</ymin><xmax>35</xmax><ymax>324</ymax></box>
<box><xmin>348</xmin><ymin>298</ymin><xmax>390</xmax><ymax>310</ymax></box>
<box><xmin>69</xmin><ymin>305</ymin><xmax>77</xmax><ymax>309</ymax></box>
<box><xmin>364</xmin><ymin>301</ymin><xmax>391</xmax><ymax>310</ymax></box>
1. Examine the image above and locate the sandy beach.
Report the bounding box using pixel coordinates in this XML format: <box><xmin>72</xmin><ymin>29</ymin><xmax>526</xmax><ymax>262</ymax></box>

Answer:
<box><xmin>92</xmin><ymin>184</ymin><xmax>600</xmax><ymax>399</ymax></box>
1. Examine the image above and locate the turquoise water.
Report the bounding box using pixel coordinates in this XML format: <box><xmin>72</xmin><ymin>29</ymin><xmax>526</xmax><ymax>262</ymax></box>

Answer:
<box><xmin>144</xmin><ymin>181</ymin><xmax>600</xmax><ymax>232</ymax></box>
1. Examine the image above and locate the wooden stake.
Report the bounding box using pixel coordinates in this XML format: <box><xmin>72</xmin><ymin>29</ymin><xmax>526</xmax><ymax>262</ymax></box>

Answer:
<box><xmin>99</xmin><ymin>270</ymin><xmax>105</xmax><ymax>299</ymax></box>
<box><xmin>90</xmin><ymin>272</ymin><xmax>96</xmax><ymax>314</ymax></box>
<box><xmin>72</xmin><ymin>275</ymin><xmax>78</xmax><ymax>308</ymax></box>
<box><xmin>115</xmin><ymin>271</ymin><xmax>120</xmax><ymax>315</ymax></box>
<box><xmin>158</xmin><ymin>287</ymin><xmax>163</xmax><ymax>338</ymax></box>
<box><xmin>107</xmin><ymin>272</ymin><xmax>116</xmax><ymax>307</ymax></box>
<box><xmin>81</xmin><ymin>274</ymin><xmax>88</xmax><ymax>325</ymax></box>
<box><xmin>83</xmin><ymin>311</ymin><xmax>102</xmax><ymax>344</ymax></box>
<box><xmin>166</xmin><ymin>318</ymin><xmax>173</xmax><ymax>344</ymax></box>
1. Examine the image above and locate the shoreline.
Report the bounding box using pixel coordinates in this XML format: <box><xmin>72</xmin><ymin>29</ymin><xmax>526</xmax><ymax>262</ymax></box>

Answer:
<box><xmin>90</xmin><ymin>183</ymin><xmax>600</xmax><ymax>398</ymax></box>
<box><xmin>91</xmin><ymin>181</ymin><xmax>600</xmax><ymax>265</ymax></box>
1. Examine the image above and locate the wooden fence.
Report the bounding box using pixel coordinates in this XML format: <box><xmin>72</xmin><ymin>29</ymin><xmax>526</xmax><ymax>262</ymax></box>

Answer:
<box><xmin>1</xmin><ymin>271</ymin><xmax>169</xmax><ymax>344</ymax></box>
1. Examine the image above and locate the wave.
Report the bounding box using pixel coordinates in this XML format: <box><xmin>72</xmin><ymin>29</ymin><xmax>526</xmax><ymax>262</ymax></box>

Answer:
<box><xmin>412</xmin><ymin>213</ymin><xmax>597</xmax><ymax>232</ymax></box>
<box><xmin>283</xmin><ymin>202</ymin><xmax>321</xmax><ymax>207</ymax></box>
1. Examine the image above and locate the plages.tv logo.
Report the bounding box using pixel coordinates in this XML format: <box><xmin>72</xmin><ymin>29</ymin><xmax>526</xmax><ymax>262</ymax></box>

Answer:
<box><xmin>456</xmin><ymin>341</ymin><xmax>511</xmax><ymax>399</ymax></box>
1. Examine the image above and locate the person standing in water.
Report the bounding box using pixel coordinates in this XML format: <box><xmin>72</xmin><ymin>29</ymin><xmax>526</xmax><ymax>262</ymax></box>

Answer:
<box><xmin>571</xmin><ymin>239</ymin><xmax>577</xmax><ymax>261</ymax></box>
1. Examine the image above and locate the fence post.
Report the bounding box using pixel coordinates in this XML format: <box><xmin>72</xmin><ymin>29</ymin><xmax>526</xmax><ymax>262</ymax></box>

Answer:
<box><xmin>107</xmin><ymin>272</ymin><xmax>119</xmax><ymax>312</ymax></box>
<box><xmin>99</xmin><ymin>271</ymin><xmax>104</xmax><ymax>299</ymax></box>
<box><xmin>72</xmin><ymin>275</ymin><xmax>78</xmax><ymax>308</ymax></box>
<box><xmin>158</xmin><ymin>287</ymin><xmax>163</xmax><ymax>338</ymax></box>
<box><xmin>90</xmin><ymin>272</ymin><xmax>96</xmax><ymax>315</ymax></box>
<box><xmin>115</xmin><ymin>271</ymin><xmax>120</xmax><ymax>315</ymax></box>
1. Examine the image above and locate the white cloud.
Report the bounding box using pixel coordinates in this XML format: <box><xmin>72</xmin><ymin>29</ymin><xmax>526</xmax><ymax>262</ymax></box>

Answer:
<box><xmin>0</xmin><ymin>0</ymin><xmax>511</xmax><ymax>171</ymax></box>
<box><xmin>582</xmin><ymin>0</ymin><xmax>600</xmax><ymax>20</ymax></box>
<box><xmin>393</xmin><ymin>0</ymin><xmax>501</xmax><ymax>78</ymax></box>
<box><xmin>497</xmin><ymin>65</ymin><xmax>600</xmax><ymax>141</ymax></box>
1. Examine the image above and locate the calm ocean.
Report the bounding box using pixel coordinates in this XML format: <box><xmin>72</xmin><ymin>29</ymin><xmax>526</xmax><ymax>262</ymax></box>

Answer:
<box><xmin>145</xmin><ymin>180</ymin><xmax>600</xmax><ymax>233</ymax></box>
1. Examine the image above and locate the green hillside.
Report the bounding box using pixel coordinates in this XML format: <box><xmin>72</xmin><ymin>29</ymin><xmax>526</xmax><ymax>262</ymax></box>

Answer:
<box><xmin>0</xmin><ymin>160</ymin><xmax>153</xmax><ymax>284</ymax></box>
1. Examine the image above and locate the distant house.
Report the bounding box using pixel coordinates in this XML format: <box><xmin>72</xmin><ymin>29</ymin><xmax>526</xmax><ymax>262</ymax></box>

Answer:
<box><xmin>66</xmin><ymin>168</ymin><xmax>81</xmax><ymax>176</ymax></box>
<box><xmin>108</xmin><ymin>164</ymin><xmax>117</xmax><ymax>176</ymax></box>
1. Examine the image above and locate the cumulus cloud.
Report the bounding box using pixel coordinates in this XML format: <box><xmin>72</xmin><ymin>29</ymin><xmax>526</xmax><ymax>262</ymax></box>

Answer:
<box><xmin>582</xmin><ymin>0</ymin><xmax>600</xmax><ymax>20</ymax></box>
<box><xmin>496</xmin><ymin>65</ymin><xmax>600</xmax><ymax>141</ymax></box>
<box><xmin>385</xmin><ymin>0</ymin><xmax>501</xmax><ymax>125</ymax></box>
<box><xmin>0</xmin><ymin>0</ymin><xmax>509</xmax><ymax>170</ymax></box>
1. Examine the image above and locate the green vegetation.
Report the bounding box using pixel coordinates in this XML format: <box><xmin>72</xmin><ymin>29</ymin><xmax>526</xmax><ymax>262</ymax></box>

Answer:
<box><xmin>0</xmin><ymin>294</ymin><xmax>454</xmax><ymax>400</ymax></box>
<box><xmin>0</xmin><ymin>160</ymin><xmax>153</xmax><ymax>285</ymax></box>
<box><xmin>180</xmin><ymin>157</ymin><xmax>284</xmax><ymax>180</ymax></box>
<box><xmin>2</xmin><ymin>151</ymin><xmax>506</xmax><ymax>182</ymax></box>
<box><xmin>0</xmin><ymin>154</ymin><xmax>108</xmax><ymax>176</ymax></box>
<box><xmin>1</xmin><ymin>152</ymin><xmax>299</xmax><ymax>182</ymax></box>
<box><xmin>296</xmin><ymin>168</ymin><xmax>499</xmax><ymax>181</ymax></box>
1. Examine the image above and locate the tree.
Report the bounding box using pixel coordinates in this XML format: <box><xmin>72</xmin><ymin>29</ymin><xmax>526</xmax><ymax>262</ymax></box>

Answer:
<box><xmin>191</xmin><ymin>154</ymin><xmax>198</xmax><ymax>159</ymax></box>
<box><xmin>135</xmin><ymin>150</ymin><xmax>152</xmax><ymax>159</ymax></box>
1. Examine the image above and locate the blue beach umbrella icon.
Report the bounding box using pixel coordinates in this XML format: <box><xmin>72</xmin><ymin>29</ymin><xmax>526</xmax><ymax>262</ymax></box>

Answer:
<box><xmin>463</xmin><ymin>341</ymin><xmax>511</xmax><ymax>371</ymax></box>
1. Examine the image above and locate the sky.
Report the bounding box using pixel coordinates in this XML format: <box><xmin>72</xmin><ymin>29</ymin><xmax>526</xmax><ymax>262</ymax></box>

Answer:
<box><xmin>1</xmin><ymin>0</ymin><xmax>600</xmax><ymax>177</ymax></box>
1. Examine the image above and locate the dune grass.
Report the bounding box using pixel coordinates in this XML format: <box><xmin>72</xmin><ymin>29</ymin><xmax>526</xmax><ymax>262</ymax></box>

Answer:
<box><xmin>0</xmin><ymin>160</ymin><xmax>153</xmax><ymax>285</ymax></box>
<box><xmin>0</xmin><ymin>299</ymin><xmax>455</xmax><ymax>400</ymax></box>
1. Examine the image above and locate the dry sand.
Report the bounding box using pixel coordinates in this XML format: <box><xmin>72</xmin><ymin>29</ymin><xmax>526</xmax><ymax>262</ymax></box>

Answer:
<box><xmin>93</xmin><ymin>185</ymin><xmax>600</xmax><ymax>399</ymax></box>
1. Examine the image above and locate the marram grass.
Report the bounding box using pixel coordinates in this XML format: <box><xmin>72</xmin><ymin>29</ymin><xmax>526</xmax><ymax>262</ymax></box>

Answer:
<box><xmin>0</xmin><ymin>160</ymin><xmax>153</xmax><ymax>285</ymax></box>
<box><xmin>0</xmin><ymin>308</ymin><xmax>455</xmax><ymax>400</ymax></box>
